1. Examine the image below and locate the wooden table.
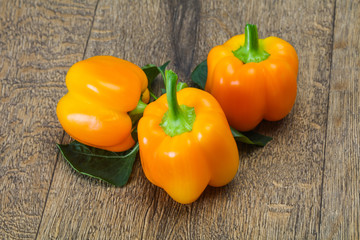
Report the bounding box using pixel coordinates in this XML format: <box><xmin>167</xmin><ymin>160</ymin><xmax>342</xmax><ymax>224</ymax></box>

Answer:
<box><xmin>1</xmin><ymin>0</ymin><xmax>359</xmax><ymax>239</ymax></box>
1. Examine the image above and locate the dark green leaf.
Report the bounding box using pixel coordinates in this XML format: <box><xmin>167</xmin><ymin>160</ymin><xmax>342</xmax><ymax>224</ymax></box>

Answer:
<box><xmin>142</xmin><ymin>61</ymin><xmax>170</xmax><ymax>100</ymax></box>
<box><xmin>141</xmin><ymin>64</ymin><xmax>159</xmax><ymax>85</ymax></box>
<box><xmin>142</xmin><ymin>61</ymin><xmax>170</xmax><ymax>86</ymax></box>
<box><xmin>231</xmin><ymin>126</ymin><xmax>272</xmax><ymax>147</ymax></box>
<box><xmin>57</xmin><ymin>141</ymin><xmax>139</xmax><ymax>186</ymax></box>
<box><xmin>191</xmin><ymin>60</ymin><xmax>207</xmax><ymax>89</ymax></box>
<box><xmin>158</xmin><ymin>61</ymin><xmax>169</xmax><ymax>82</ymax></box>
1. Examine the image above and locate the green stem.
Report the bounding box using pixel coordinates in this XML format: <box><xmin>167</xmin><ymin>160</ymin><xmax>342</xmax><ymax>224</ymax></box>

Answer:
<box><xmin>232</xmin><ymin>24</ymin><xmax>270</xmax><ymax>63</ymax></box>
<box><xmin>165</xmin><ymin>70</ymin><xmax>181</xmax><ymax>120</ymax></box>
<box><xmin>128</xmin><ymin>100</ymin><xmax>147</xmax><ymax>125</ymax></box>
<box><xmin>160</xmin><ymin>70</ymin><xmax>196</xmax><ymax>137</ymax></box>
<box><xmin>149</xmin><ymin>91</ymin><xmax>158</xmax><ymax>100</ymax></box>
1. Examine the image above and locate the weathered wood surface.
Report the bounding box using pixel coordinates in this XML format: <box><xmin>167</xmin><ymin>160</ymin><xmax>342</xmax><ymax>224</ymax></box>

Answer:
<box><xmin>0</xmin><ymin>1</ymin><xmax>98</xmax><ymax>239</ymax></box>
<box><xmin>320</xmin><ymin>0</ymin><xmax>360</xmax><ymax>239</ymax></box>
<box><xmin>0</xmin><ymin>0</ymin><xmax>358</xmax><ymax>239</ymax></box>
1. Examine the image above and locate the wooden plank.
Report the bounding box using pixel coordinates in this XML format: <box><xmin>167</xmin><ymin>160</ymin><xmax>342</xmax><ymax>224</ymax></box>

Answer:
<box><xmin>191</xmin><ymin>1</ymin><xmax>335</xmax><ymax>239</ymax></box>
<box><xmin>0</xmin><ymin>0</ymin><xmax>97</xmax><ymax>239</ymax></box>
<box><xmin>320</xmin><ymin>0</ymin><xmax>360</xmax><ymax>239</ymax></box>
<box><xmin>36</xmin><ymin>0</ymin><xmax>178</xmax><ymax>239</ymax></box>
<box><xmin>37</xmin><ymin>0</ymin><xmax>336</xmax><ymax>239</ymax></box>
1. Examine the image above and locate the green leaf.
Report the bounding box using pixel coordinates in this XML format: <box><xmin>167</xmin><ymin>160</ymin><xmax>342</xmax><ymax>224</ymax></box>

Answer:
<box><xmin>230</xmin><ymin>127</ymin><xmax>272</xmax><ymax>147</ymax></box>
<box><xmin>142</xmin><ymin>61</ymin><xmax>170</xmax><ymax>86</ymax></box>
<box><xmin>141</xmin><ymin>64</ymin><xmax>159</xmax><ymax>85</ymax></box>
<box><xmin>158</xmin><ymin>61</ymin><xmax>169</xmax><ymax>82</ymax></box>
<box><xmin>142</xmin><ymin>61</ymin><xmax>170</xmax><ymax>100</ymax></box>
<box><xmin>57</xmin><ymin>141</ymin><xmax>139</xmax><ymax>186</ymax></box>
<box><xmin>191</xmin><ymin>60</ymin><xmax>207</xmax><ymax>89</ymax></box>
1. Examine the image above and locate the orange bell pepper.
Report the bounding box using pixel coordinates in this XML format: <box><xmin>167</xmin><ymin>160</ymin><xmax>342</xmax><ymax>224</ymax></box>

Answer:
<box><xmin>57</xmin><ymin>56</ymin><xmax>149</xmax><ymax>152</ymax></box>
<box><xmin>206</xmin><ymin>24</ymin><xmax>298</xmax><ymax>131</ymax></box>
<box><xmin>138</xmin><ymin>70</ymin><xmax>239</xmax><ymax>204</ymax></box>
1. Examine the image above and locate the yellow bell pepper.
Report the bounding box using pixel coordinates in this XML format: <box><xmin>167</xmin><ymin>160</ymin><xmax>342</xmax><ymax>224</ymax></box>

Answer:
<box><xmin>206</xmin><ymin>24</ymin><xmax>298</xmax><ymax>131</ymax></box>
<box><xmin>138</xmin><ymin>70</ymin><xmax>239</xmax><ymax>204</ymax></box>
<box><xmin>57</xmin><ymin>56</ymin><xmax>149</xmax><ymax>152</ymax></box>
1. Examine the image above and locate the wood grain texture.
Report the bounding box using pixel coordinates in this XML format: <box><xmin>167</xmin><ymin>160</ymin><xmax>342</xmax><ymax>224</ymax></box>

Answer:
<box><xmin>0</xmin><ymin>0</ymin><xmax>97</xmax><ymax>239</ymax></box>
<box><xmin>36</xmin><ymin>0</ymin><xmax>338</xmax><ymax>239</ymax></box>
<box><xmin>320</xmin><ymin>0</ymin><xmax>360</xmax><ymax>239</ymax></box>
<box><xmin>191</xmin><ymin>0</ymin><xmax>335</xmax><ymax>239</ymax></box>
<box><xmin>2</xmin><ymin>0</ymin><xmax>358</xmax><ymax>239</ymax></box>
<box><xmin>36</xmin><ymin>0</ymin><xmax>177</xmax><ymax>239</ymax></box>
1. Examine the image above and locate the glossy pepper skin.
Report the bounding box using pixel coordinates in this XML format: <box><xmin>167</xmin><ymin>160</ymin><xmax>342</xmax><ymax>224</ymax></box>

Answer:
<box><xmin>206</xmin><ymin>24</ymin><xmax>298</xmax><ymax>131</ymax></box>
<box><xmin>57</xmin><ymin>56</ymin><xmax>149</xmax><ymax>152</ymax></box>
<box><xmin>138</xmin><ymin>70</ymin><xmax>239</xmax><ymax>204</ymax></box>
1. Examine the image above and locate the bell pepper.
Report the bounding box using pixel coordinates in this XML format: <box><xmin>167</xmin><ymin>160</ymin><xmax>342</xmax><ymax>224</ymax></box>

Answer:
<box><xmin>57</xmin><ymin>56</ymin><xmax>149</xmax><ymax>152</ymax></box>
<box><xmin>138</xmin><ymin>70</ymin><xmax>239</xmax><ymax>204</ymax></box>
<box><xmin>206</xmin><ymin>24</ymin><xmax>298</xmax><ymax>131</ymax></box>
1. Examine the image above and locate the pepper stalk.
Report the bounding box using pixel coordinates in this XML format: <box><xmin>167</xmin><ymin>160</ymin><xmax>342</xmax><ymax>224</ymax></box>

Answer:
<box><xmin>129</xmin><ymin>100</ymin><xmax>147</xmax><ymax>126</ymax></box>
<box><xmin>233</xmin><ymin>24</ymin><xmax>270</xmax><ymax>63</ymax></box>
<box><xmin>160</xmin><ymin>70</ymin><xmax>196</xmax><ymax>137</ymax></box>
